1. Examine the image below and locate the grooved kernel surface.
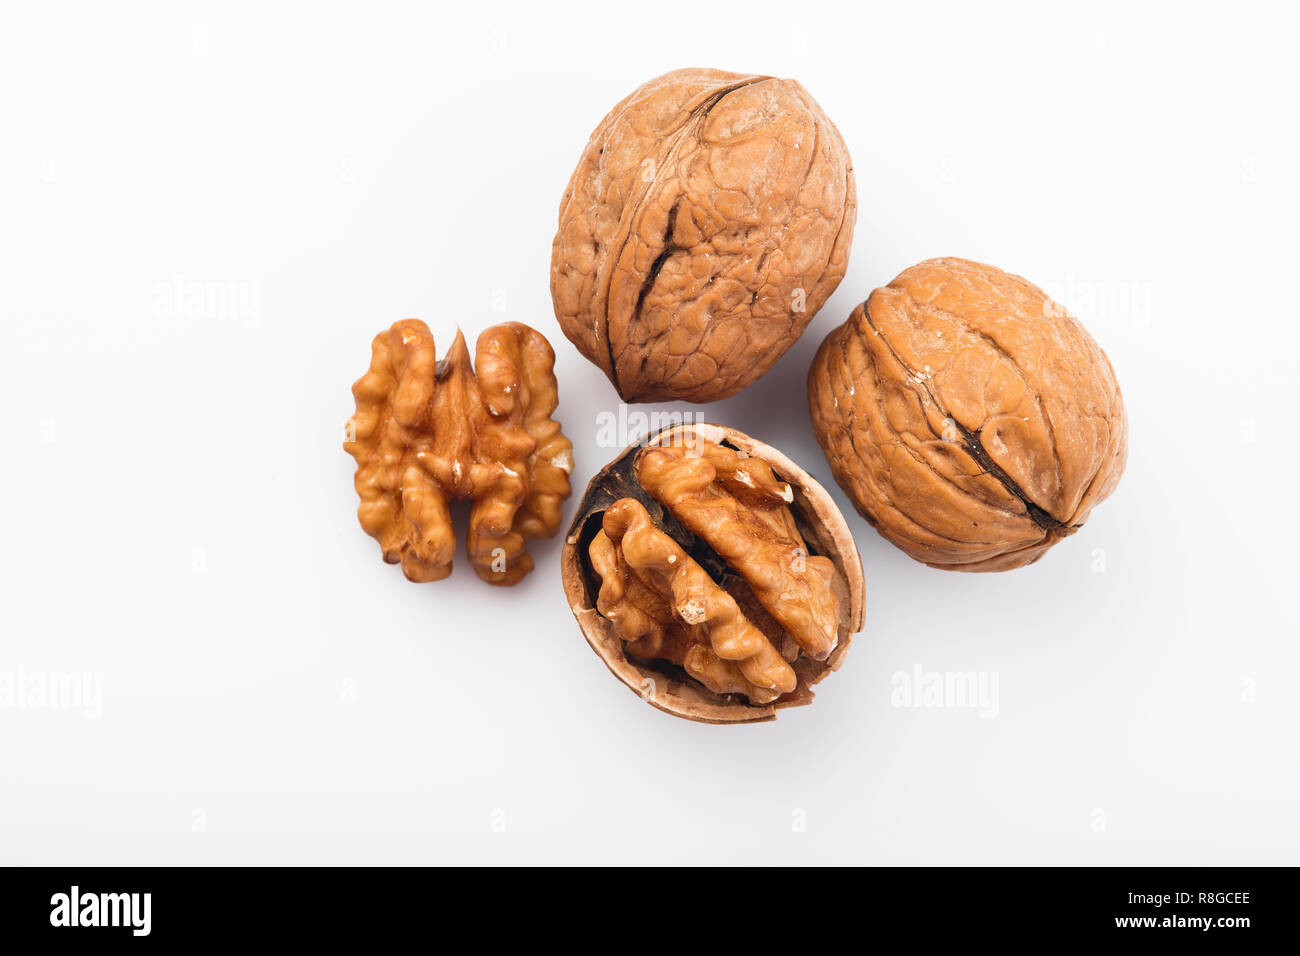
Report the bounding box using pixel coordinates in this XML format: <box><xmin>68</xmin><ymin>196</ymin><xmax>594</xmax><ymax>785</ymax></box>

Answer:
<box><xmin>344</xmin><ymin>320</ymin><xmax>573</xmax><ymax>585</ymax></box>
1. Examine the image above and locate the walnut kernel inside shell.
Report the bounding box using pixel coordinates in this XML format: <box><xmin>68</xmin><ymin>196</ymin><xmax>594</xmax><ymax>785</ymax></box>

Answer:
<box><xmin>561</xmin><ymin>423</ymin><xmax>864</xmax><ymax>723</ymax></box>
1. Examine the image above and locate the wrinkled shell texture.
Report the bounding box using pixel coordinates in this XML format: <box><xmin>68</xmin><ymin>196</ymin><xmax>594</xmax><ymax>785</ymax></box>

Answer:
<box><xmin>562</xmin><ymin>424</ymin><xmax>864</xmax><ymax>723</ymax></box>
<box><xmin>551</xmin><ymin>67</ymin><xmax>856</xmax><ymax>403</ymax></box>
<box><xmin>344</xmin><ymin>319</ymin><xmax>573</xmax><ymax>585</ymax></box>
<box><xmin>809</xmin><ymin>258</ymin><xmax>1128</xmax><ymax>571</ymax></box>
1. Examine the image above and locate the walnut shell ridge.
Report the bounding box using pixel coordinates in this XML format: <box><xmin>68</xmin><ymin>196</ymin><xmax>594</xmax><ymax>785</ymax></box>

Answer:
<box><xmin>561</xmin><ymin>422</ymin><xmax>865</xmax><ymax>723</ymax></box>
<box><xmin>551</xmin><ymin>67</ymin><xmax>857</xmax><ymax>403</ymax></box>
<box><xmin>808</xmin><ymin>258</ymin><xmax>1128</xmax><ymax>571</ymax></box>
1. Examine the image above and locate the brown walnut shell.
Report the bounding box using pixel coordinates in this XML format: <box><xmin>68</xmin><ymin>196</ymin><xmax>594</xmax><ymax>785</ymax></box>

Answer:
<box><xmin>561</xmin><ymin>422</ymin><xmax>865</xmax><ymax>723</ymax></box>
<box><xmin>550</xmin><ymin>67</ymin><xmax>856</xmax><ymax>404</ymax></box>
<box><xmin>808</xmin><ymin>258</ymin><xmax>1128</xmax><ymax>571</ymax></box>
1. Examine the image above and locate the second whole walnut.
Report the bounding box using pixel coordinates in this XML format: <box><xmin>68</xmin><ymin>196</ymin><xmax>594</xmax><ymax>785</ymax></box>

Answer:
<box><xmin>551</xmin><ymin>67</ymin><xmax>856</xmax><ymax>403</ymax></box>
<box><xmin>809</xmin><ymin>258</ymin><xmax>1128</xmax><ymax>571</ymax></box>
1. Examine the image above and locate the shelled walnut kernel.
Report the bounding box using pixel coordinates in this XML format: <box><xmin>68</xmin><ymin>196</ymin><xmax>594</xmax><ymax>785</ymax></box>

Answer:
<box><xmin>344</xmin><ymin>319</ymin><xmax>572</xmax><ymax>585</ymax></box>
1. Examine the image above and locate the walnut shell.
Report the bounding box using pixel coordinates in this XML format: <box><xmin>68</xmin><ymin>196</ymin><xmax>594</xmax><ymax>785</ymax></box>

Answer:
<box><xmin>561</xmin><ymin>423</ymin><xmax>865</xmax><ymax>723</ymax></box>
<box><xmin>808</xmin><ymin>258</ymin><xmax>1128</xmax><ymax>571</ymax></box>
<box><xmin>550</xmin><ymin>68</ymin><xmax>857</xmax><ymax>403</ymax></box>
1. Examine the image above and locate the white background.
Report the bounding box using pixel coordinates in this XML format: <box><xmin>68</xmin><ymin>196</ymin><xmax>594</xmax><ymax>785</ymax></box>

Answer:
<box><xmin>2</xmin><ymin>1</ymin><xmax>1297</xmax><ymax>865</ymax></box>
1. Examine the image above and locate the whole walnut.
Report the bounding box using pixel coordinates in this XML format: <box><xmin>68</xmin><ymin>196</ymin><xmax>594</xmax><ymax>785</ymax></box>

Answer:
<box><xmin>550</xmin><ymin>68</ymin><xmax>856</xmax><ymax>403</ymax></box>
<box><xmin>808</xmin><ymin>258</ymin><xmax>1128</xmax><ymax>571</ymax></box>
<box><xmin>562</xmin><ymin>423</ymin><xmax>864</xmax><ymax>723</ymax></box>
